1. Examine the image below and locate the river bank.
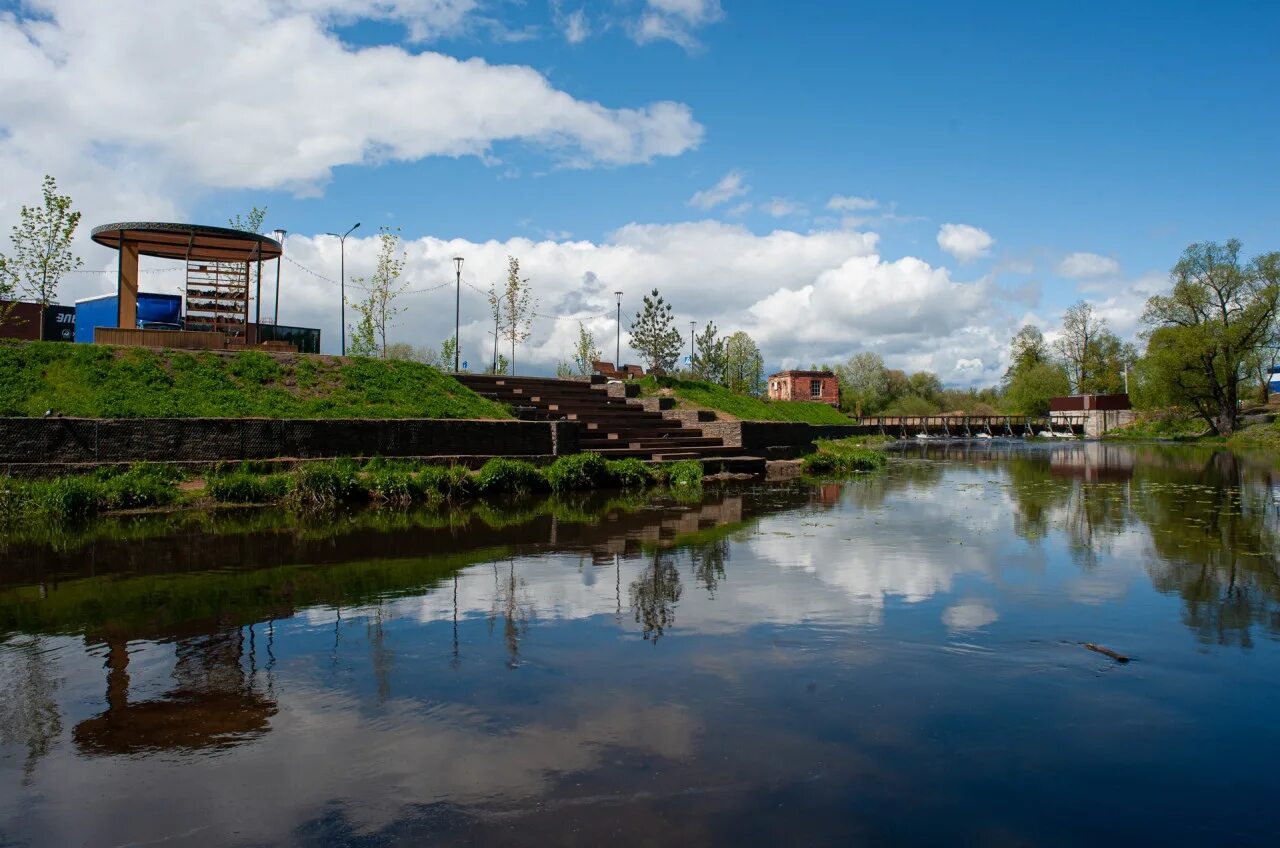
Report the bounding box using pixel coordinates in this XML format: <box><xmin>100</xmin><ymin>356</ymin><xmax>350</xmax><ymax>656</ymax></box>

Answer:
<box><xmin>0</xmin><ymin>437</ymin><xmax>889</xmax><ymax>527</ymax></box>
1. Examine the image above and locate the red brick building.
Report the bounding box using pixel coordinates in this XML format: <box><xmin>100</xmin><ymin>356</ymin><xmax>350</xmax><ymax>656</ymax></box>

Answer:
<box><xmin>767</xmin><ymin>370</ymin><xmax>839</xmax><ymax>406</ymax></box>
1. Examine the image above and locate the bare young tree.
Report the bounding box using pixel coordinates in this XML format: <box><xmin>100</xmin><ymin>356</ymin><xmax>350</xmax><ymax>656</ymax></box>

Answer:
<box><xmin>227</xmin><ymin>206</ymin><xmax>267</xmax><ymax>234</ymax></box>
<box><xmin>502</xmin><ymin>256</ymin><xmax>535</xmax><ymax>375</ymax></box>
<box><xmin>0</xmin><ymin>175</ymin><xmax>83</xmax><ymax>317</ymax></box>
<box><xmin>573</xmin><ymin>321</ymin><xmax>601</xmax><ymax>376</ymax></box>
<box><xmin>347</xmin><ymin>227</ymin><xmax>408</xmax><ymax>357</ymax></box>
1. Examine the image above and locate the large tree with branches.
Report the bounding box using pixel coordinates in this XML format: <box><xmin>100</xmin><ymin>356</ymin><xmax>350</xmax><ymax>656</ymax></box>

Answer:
<box><xmin>1140</xmin><ymin>239</ymin><xmax>1280</xmax><ymax>434</ymax></box>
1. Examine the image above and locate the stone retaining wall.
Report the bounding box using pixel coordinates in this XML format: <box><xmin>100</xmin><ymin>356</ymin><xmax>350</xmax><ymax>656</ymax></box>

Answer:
<box><xmin>696</xmin><ymin>421</ymin><xmax>872</xmax><ymax>457</ymax></box>
<box><xmin>0</xmin><ymin>417</ymin><xmax>578</xmax><ymax>472</ymax></box>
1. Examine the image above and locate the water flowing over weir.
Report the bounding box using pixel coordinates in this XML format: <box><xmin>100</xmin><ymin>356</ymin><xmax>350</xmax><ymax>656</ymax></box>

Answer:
<box><xmin>1</xmin><ymin>442</ymin><xmax>1278</xmax><ymax>846</ymax></box>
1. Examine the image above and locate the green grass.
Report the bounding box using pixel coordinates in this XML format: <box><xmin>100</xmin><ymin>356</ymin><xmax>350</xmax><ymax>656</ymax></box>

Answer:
<box><xmin>1104</xmin><ymin>411</ymin><xmax>1209</xmax><ymax>441</ymax></box>
<box><xmin>1227</xmin><ymin>420</ymin><xmax>1280</xmax><ymax>450</ymax></box>
<box><xmin>645</xmin><ymin>376</ymin><xmax>851</xmax><ymax>424</ymax></box>
<box><xmin>801</xmin><ymin>438</ymin><xmax>890</xmax><ymax>476</ymax></box>
<box><xmin>0</xmin><ymin>341</ymin><xmax>509</xmax><ymax>419</ymax></box>
<box><xmin>0</xmin><ymin>453</ymin><xmax>711</xmax><ymax>526</ymax></box>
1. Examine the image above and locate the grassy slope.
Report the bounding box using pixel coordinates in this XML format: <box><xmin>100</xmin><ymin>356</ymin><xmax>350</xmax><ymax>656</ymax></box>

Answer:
<box><xmin>0</xmin><ymin>341</ymin><xmax>509</xmax><ymax>419</ymax></box>
<box><xmin>645</xmin><ymin>376</ymin><xmax>851</xmax><ymax>424</ymax></box>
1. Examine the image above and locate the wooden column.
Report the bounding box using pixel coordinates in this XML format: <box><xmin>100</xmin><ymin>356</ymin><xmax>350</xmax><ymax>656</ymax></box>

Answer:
<box><xmin>117</xmin><ymin>240</ymin><xmax>140</xmax><ymax>328</ymax></box>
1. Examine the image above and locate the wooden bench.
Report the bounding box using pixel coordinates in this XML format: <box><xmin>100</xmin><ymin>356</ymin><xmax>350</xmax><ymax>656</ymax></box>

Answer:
<box><xmin>592</xmin><ymin>360</ymin><xmax>626</xmax><ymax>380</ymax></box>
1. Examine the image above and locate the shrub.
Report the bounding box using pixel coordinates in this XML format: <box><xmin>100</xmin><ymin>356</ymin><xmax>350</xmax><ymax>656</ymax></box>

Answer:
<box><xmin>366</xmin><ymin>466</ymin><xmax>423</xmax><ymax>505</ymax></box>
<box><xmin>474</xmin><ymin>458</ymin><xmax>547</xmax><ymax>495</ymax></box>
<box><xmin>285</xmin><ymin>459</ymin><xmax>363</xmax><ymax>510</ymax></box>
<box><xmin>544</xmin><ymin>452</ymin><xmax>610</xmax><ymax>492</ymax></box>
<box><xmin>801</xmin><ymin>439</ymin><xmax>888</xmax><ymax>476</ymax></box>
<box><xmin>27</xmin><ymin>476</ymin><xmax>103</xmax><ymax>521</ymax></box>
<box><xmin>98</xmin><ymin>462</ymin><xmax>182</xmax><ymax>509</ymax></box>
<box><xmin>417</xmin><ymin>463</ymin><xmax>474</xmax><ymax>499</ymax></box>
<box><xmin>606</xmin><ymin>457</ymin><xmax>656</xmax><ymax>490</ymax></box>
<box><xmin>663</xmin><ymin>460</ymin><xmax>704</xmax><ymax>491</ymax></box>
<box><xmin>208</xmin><ymin>469</ymin><xmax>290</xmax><ymax>504</ymax></box>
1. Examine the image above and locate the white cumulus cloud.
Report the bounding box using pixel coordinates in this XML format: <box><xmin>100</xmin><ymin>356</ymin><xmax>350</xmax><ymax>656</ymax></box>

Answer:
<box><xmin>1057</xmin><ymin>252</ymin><xmax>1120</xmax><ymax>278</ymax></box>
<box><xmin>937</xmin><ymin>223</ymin><xmax>995</xmax><ymax>262</ymax></box>
<box><xmin>0</xmin><ymin>0</ymin><xmax>703</xmax><ymax>217</ymax></box>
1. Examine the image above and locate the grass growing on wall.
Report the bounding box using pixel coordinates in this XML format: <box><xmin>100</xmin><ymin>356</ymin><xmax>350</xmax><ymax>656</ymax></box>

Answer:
<box><xmin>0</xmin><ymin>341</ymin><xmax>509</xmax><ymax>419</ymax></box>
<box><xmin>0</xmin><ymin>453</ymin><xmax>709</xmax><ymax>525</ymax></box>
<box><xmin>644</xmin><ymin>376</ymin><xmax>851</xmax><ymax>424</ymax></box>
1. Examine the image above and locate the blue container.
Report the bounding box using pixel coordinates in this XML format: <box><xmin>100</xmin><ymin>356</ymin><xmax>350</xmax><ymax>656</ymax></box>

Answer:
<box><xmin>73</xmin><ymin>292</ymin><xmax>183</xmax><ymax>343</ymax></box>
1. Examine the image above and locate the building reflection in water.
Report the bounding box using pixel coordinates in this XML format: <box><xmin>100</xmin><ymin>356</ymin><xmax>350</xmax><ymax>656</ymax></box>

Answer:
<box><xmin>74</xmin><ymin>629</ymin><xmax>277</xmax><ymax>756</ymax></box>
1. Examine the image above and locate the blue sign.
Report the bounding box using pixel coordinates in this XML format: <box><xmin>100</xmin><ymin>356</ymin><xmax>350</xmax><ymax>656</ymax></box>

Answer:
<box><xmin>461</xmin><ymin>360</ymin><xmax>469</xmax><ymax>370</ymax></box>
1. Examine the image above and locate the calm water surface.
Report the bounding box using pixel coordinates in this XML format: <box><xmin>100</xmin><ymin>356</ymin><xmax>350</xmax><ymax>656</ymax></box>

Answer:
<box><xmin>1</xmin><ymin>442</ymin><xmax>1278</xmax><ymax>846</ymax></box>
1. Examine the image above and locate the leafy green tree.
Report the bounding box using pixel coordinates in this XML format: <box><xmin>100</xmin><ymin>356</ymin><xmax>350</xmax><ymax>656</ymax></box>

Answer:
<box><xmin>883</xmin><ymin>394</ymin><xmax>940</xmax><ymax>416</ymax></box>
<box><xmin>1004</xmin><ymin>361</ymin><xmax>1072</xmax><ymax>415</ymax></box>
<box><xmin>572</xmin><ymin>321</ymin><xmax>601</xmax><ymax>376</ymax></box>
<box><xmin>723</xmin><ymin>330</ymin><xmax>762</xmax><ymax>394</ymax></box>
<box><xmin>907</xmin><ymin>371</ymin><xmax>943</xmax><ymax>403</ymax></box>
<box><xmin>0</xmin><ymin>175</ymin><xmax>83</xmax><ymax>315</ymax></box>
<box><xmin>1081</xmin><ymin>330</ymin><xmax>1137</xmax><ymax>394</ymax></box>
<box><xmin>692</xmin><ymin>320</ymin><xmax>727</xmax><ymax>383</ymax></box>
<box><xmin>347</xmin><ymin>227</ymin><xmax>407</xmax><ymax>357</ymax></box>
<box><xmin>1139</xmin><ymin>239</ymin><xmax>1280</xmax><ymax>433</ymax></box>
<box><xmin>501</xmin><ymin>257</ymin><xmax>535</xmax><ymax>376</ymax></box>
<box><xmin>835</xmin><ymin>352</ymin><xmax>890</xmax><ymax>415</ymax></box>
<box><xmin>1245</xmin><ymin>316</ymin><xmax>1279</xmax><ymax>403</ymax></box>
<box><xmin>884</xmin><ymin>368</ymin><xmax>910</xmax><ymax>406</ymax></box>
<box><xmin>630</xmin><ymin>288</ymin><xmax>683</xmax><ymax>374</ymax></box>
<box><xmin>1004</xmin><ymin>324</ymin><xmax>1051</xmax><ymax>384</ymax></box>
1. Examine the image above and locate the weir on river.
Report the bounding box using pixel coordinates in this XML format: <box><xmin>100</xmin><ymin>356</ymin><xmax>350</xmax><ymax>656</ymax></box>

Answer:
<box><xmin>856</xmin><ymin>414</ymin><xmax>1087</xmax><ymax>438</ymax></box>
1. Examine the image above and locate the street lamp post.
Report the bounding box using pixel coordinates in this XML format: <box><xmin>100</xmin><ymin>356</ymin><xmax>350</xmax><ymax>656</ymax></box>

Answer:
<box><xmin>324</xmin><ymin>223</ymin><xmax>360</xmax><ymax>355</ymax></box>
<box><xmin>689</xmin><ymin>321</ymin><xmax>696</xmax><ymax>371</ymax></box>
<box><xmin>272</xmin><ymin>229</ymin><xmax>286</xmax><ymax>330</ymax></box>
<box><xmin>615</xmin><ymin>291</ymin><xmax>623</xmax><ymax>365</ymax></box>
<box><xmin>453</xmin><ymin>256</ymin><xmax>464</xmax><ymax>372</ymax></box>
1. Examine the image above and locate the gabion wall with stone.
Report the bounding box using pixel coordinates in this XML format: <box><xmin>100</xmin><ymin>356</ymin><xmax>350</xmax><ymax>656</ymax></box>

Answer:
<box><xmin>0</xmin><ymin>418</ymin><xmax>578</xmax><ymax>471</ymax></box>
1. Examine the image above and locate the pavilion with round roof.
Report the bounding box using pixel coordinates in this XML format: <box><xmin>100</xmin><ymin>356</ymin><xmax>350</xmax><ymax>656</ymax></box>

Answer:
<box><xmin>91</xmin><ymin>222</ymin><xmax>282</xmax><ymax>339</ymax></box>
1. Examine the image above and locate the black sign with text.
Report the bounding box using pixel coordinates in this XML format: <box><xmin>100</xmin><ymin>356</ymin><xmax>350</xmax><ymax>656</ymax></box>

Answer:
<box><xmin>42</xmin><ymin>305</ymin><xmax>76</xmax><ymax>341</ymax></box>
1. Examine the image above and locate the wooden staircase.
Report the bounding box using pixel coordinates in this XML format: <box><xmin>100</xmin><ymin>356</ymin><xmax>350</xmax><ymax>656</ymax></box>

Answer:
<box><xmin>455</xmin><ymin>374</ymin><xmax>746</xmax><ymax>463</ymax></box>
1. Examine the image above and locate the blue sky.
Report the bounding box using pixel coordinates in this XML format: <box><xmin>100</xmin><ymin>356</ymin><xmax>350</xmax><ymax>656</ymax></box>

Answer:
<box><xmin>3</xmin><ymin>0</ymin><xmax>1278</xmax><ymax>378</ymax></box>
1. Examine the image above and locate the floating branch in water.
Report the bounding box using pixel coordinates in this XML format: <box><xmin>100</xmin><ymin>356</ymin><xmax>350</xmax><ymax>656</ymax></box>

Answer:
<box><xmin>1084</xmin><ymin>643</ymin><xmax>1130</xmax><ymax>663</ymax></box>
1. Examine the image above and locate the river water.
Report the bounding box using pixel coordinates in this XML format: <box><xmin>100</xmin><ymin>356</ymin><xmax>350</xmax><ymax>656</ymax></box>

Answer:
<box><xmin>1</xmin><ymin>442</ymin><xmax>1278</xmax><ymax>846</ymax></box>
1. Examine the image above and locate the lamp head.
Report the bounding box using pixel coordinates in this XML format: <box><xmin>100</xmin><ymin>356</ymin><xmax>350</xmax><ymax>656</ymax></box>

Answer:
<box><xmin>453</xmin><ymin>256</ymin><xmax>465</xmax><ymax>274</ymax></box>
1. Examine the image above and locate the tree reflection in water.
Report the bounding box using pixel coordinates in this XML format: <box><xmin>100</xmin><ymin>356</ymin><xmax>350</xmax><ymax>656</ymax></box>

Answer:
<box><xmin>992</xmin><ymin>442</ymin><xmax>1280</xmax><ymax>646</ymax></box>
<box><xmin>630</xmin><ymin>550</ymin><xmax>683</xmax><ymax>643</ymax></box>
<box><xmin>0</xmin><ymin>636</ymin><xmax>62</xmax><ymax>784</ymax></box>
